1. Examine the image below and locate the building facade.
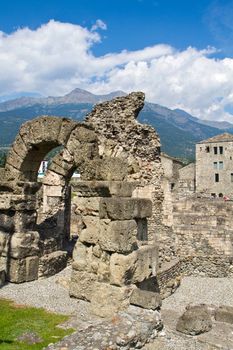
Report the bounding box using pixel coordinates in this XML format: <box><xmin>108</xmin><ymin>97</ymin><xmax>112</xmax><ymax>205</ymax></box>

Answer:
<box><xmin>196</xmin><ymin>133</ymin><xmax>233</xmax><ymax>197</ymax></box>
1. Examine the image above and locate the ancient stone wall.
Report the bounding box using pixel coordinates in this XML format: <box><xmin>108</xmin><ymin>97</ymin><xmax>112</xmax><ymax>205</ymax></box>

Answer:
<box><xmin>0</xmin><ymin>92</ymin><xmax>164</xmax><ymax>321</ymax></box>
<box><xmin>85</xmin><ymin>92</ymin><xmax>164</xmax><ymax>244</ymax></box>
<box><xmin>173</xmin><ymin>197</ymin><xmax>233</xmax><ymax>277</ymax></box>
<box><xmin>70</xmin><ymin>180</ymin><xmax>160</xmax><ymax>317</ymax></box>
<box><xmin>0</xmin><ymin>116</ymin><xmax>100</xmax><ymax>283</ymax></box>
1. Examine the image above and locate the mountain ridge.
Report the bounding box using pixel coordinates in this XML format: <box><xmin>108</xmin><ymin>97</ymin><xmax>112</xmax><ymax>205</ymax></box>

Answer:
<box><xmin>0</xmin><ymin>88</ymin><xmax>232</xmax><ymax>159</ymax></box>
<box><xmin>0</xmin><ymin>89</ymin><xmax>126</xmax><ymax>112</ymax></box>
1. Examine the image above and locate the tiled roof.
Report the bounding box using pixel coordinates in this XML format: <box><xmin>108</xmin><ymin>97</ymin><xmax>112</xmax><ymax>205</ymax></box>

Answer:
<box><xmin>198</xmin><ymin>133</ymin><xmax>233</xmax><ymax>144</ymax></box>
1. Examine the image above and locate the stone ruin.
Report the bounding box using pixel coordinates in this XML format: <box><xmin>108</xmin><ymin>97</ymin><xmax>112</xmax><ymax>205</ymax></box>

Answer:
<box><xmin>0</xmin><ymin>92</ymin><xmax>164</xmax><ymax>319</ymax></box>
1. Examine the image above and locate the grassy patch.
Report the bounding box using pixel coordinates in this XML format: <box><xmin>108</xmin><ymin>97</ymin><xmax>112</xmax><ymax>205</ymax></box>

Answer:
<box><xmin>0</xmin><ymin>299</ymin><xmax>74</xmax><ymax>350</ymax></box>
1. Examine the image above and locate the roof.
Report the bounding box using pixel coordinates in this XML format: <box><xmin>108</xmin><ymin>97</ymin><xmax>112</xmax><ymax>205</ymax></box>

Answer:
<box><xmin>161</xmin><ymin>152</ymin><xmax>184</xmax><ymax>165</ymax></box>
<box><xmin>197</xmin><ymin>133</ymin><xmax>233</xmax><ymax>144</ymax></box>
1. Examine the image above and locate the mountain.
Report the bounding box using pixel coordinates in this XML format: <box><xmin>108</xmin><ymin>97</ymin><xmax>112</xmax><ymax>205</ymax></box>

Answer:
<box><xmin>0</xmin><ymin>88</ymin><xmax>126</xmax><ymax>112</ymax></box>
<box><xmin>174</xmin><ymin>108</ymin><xmax>233</xmax><ymax>130</ymax></box>
<box><xmin>138</xmin><ymin>104</ymin><xmax>230</xmax><ymax>158</ymax></box>
<box><xmin>0</xmin><ymin>88</ymin><xmax>232</xmax><ymax>159</ymax></box>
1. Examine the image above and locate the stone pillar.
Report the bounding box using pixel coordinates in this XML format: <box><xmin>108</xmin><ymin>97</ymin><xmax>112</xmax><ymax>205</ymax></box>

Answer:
<box><xmin>70</xmin><ymin>181</ymin><xmax>161</xmax><ymax>317</ymax></box>
<box><xmin>36</xmin><ymin>183</ymin><xmax>69</xmax><ymax>277</ymax></box>
<box><xmin>0</xmin><ymin>192</ymin><xmax>40</xmax><ymax>283</ymax></box>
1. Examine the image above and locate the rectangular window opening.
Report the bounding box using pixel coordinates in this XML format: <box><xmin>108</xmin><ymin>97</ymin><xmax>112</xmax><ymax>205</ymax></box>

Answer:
<box><xmin>215</xmin><ymin>173</ymin><xmax>219</xmax><ymax>182</ymax></box>
<box><xmin>213</xmin><ymin>162</ymin><xmax>218</xmax><ymax>169</ymax></box>
<box><xmin>219</xmin><ymin>161</ymin><xmax>223</xmax><ymax>169</ymax></box>
<box><xmin>214</xmin><ymin>147</ymin><xmax>218</xmax><ymax>155</ymax></box>
<box><xmin>219</xmin><ymin>146</ymin><xmax>223</xmax><ymax>154</ymax></box>
<box><xmin>231</xmin><ymin>173</ymin><xmax>233</xmax><ymax>183</ymax></box>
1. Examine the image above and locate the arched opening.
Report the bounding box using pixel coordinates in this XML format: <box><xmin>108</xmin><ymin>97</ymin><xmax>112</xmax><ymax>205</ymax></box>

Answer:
<box><xmin>3</xmin><ymin>116</ymin><xmax>101</xmax><ymax>282</ymax></box>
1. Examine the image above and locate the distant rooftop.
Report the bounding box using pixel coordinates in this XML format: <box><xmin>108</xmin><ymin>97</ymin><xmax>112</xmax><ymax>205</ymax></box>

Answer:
<box><xmin>198</xmin><ymin>133</ymin><xmax>233</xmax><ymax>144</ymax></box>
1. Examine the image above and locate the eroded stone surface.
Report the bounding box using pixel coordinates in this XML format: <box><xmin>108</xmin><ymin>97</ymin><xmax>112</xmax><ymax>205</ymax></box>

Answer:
<box><xmin>0</xmin><ymin>92</ymin><xmax>162</xmax><ymax>340</ymax></box>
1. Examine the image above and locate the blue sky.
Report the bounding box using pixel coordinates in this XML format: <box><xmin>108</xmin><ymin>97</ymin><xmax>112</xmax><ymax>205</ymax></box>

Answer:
<box><xmin>0</xmin><ymin>0</ymin><xmax>227</xmax><ymax>55</ymax></box>
<box><xmin>1</xmin><ymin>0</ymin><xmax>233</xmax><ymax>122</ymax></box>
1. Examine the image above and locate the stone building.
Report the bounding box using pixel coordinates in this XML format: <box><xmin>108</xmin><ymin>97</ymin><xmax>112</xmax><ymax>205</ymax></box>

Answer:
<box><xmin>196</xmin><ymin>133</ymin><xmax>233</xmax><ymax>197</ymax></box>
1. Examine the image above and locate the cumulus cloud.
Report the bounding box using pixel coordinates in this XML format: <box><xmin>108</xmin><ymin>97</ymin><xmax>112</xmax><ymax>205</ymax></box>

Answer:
<box><xmin>1</xmin><ymin>20</ymin><xmax>233</xmax><ymax>122</ymax></box>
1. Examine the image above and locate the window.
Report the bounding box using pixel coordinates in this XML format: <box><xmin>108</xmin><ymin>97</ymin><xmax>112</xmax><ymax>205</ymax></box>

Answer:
<box><xmin>219</xmin><ymin>146</ymin><xmax>223</xmax><ymax>154</ymax></box>
<box><xmin>214</xmin><ymin>147</ymin><xmax>218</xmax><ymax>154</ymax></box>
<box><xmin>211</xmin><ymin>193</ymin><xmax>216</xmax><ymax>198</ymax></box>
<box><xmin>215</xmin><ymin>173</ymin><xmax>219</xmax><ymax>182</ymax></box>
<box><xmin>206</xmin><ymin>146</ymin><xmax>210</xmax><ymax>153</ymax></box>
<box><xmin>219</xmin><ymin>161</ymin><xmax>223</xmax><ymax>169</ymax></box>
<box><xmin>231</xmin><ymin>173</ymin><xmax>233</xmax><ymax>182</ymax></box>
<box><xmin>219</xmin><ymin>193</ymin><xmax>223</xmax><ymax>198</ymax></box>
<box><xmin>213</xmin><ymin>162</ymin><xmax>218</xmax><ymax>169</ymax></box>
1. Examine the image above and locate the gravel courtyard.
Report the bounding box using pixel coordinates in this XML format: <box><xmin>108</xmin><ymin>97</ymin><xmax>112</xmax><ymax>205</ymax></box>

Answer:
<box><xmin>1</xmin><ymin>268</ymin><xmax>233</xmax><ymax>349</ymax></box>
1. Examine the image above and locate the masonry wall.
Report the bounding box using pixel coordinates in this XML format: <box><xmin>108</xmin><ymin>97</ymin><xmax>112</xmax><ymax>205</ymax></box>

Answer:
<box><xmin>173</xmin><ymin>197</ymin><xmax>233</xmax><ymax>277</ymax></box>
<box><xmin>177</xmin><ymin>162</ymin><xmax>195</xmax><ymax>198</ymax></box>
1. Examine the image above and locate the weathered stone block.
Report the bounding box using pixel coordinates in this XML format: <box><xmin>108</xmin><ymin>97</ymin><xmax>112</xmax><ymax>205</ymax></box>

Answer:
<box><xmin>107</xmin><ymin>181</ymin><xmax>137</xmax><ymax>197</ymax></box>
<box><xmin>96</xmin><ymin>158</ymin><xmax>128</xmax><ymax>181</ymax></box>
<box><xmin>12</xmin><ymin>134</ymin><xmax>28</xmax><ymax>159</ymax></box>
<box><xmin>100</xmin><ymin>198</ymin><xmax>152</xmax><ymax>220</ymax></box>
<box><xmin>130</xmin><ymin>288</ymin><xmax>161</xmax><ymax>310</ymax></box>
<box><xmin>134</xmin><ymin>245</ymin><xmax>158</xmax><ymax>282</ymax></box>
<box><xmin>176</xmin><ymin>305</ymin><xmax>212</xmax><ymax>335</ymax></box>
<box><xmin>10</xmin><ymin>195</ymin><xmax>37</xmax><ymax>211</ymax></box>
<box><xmin>68</xmin><ymin>124</ymin><xmax>97</xmax><ymax>144</ymax></box>
<box><xmin>110</xmin><ymin>252</ymin><xmax>136</xmax><ymax>286</ymax></box>
<box><xmin>78</xmin><ymin>216</ymin><xmax>101</xmax><ymax>244</ymax></box>
<box><xmin>0</xmin><ymin>231</ymin><xmax>10</xmax><ymax>257</ymax></box>
<box><xmin>110</xmin><ymin>245</ymin><xmax>158</xmax><ymax>286</ymax></box>
<box><xmin>69</xmin><ymin>270</ymin><xmax>97</xmax><ymax>301</ymax></box>
<box><xmin>5</xmin><ymin>149</ymin><xmax>23</xmax><ymax>170</ymax></box>
<box><xmin>20</xmin><ymin>116</ymin><xmax>63</xmax><ymax>146</ymax></box>
<box><xmin>72</xmin><ymin>241</ymin><xmax>92</xmax><ymax>271</ymax></box>
<box><xmin>99</xmin><ymin>220</ymin><xmax>137</xmax><ymax>253</ymax></box>
<box><xmin>14</xmin><ymin>210</ymin><xmax>37</xmax><ymax>231</ymax></box>
<box><xmin>0</xmin><ymin>212</ymin><xmax>14</xmax><ymax>233</ymax></box>
<box><xmin>0</xmin><ymin>194</ymin><xmax>12</xmax><ymax>210</ymax></box>
<box><xmin>7</xmin><ymin>256</ymin><xmax>39</xmax><ymax>283</ymax></box>
<box><xmin>9</xmin><ymin>231</ymin><xmax>39</xmax><ymax>259</ymax></box>
<box><xmin>73</xmin><ymin>196</ymin><xmax>101</xmax><ymax>216</ymax></box>
<box><xmin>0</xmin><ymin>255</ymin><xmax>7</xmax><ymax>271</ymax></box>
<box><xmin>58</xmin><ymin>119</ymin><xmax>78</xmax><ymax>144</ymax></box>
<box><xmin>38</xmin><ymin>251</ymin><xmax>67</xmax><ymax>277</ymax></box>
<box><xmin>90</xmin><ymin>282</ymin><xmax>131</xmax><ymax>317</ymax></box>
<box><xmin>0</xmin><ymin>269</ymin><xmax>5</xmax><ymax>286</ymax></box>
<box><xmin>97</xmin><ymin>260</ymin><xmax>110</xmax><ymax>282</ymax></box>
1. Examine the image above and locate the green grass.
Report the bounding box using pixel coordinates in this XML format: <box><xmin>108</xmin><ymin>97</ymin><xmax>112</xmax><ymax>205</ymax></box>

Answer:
<box><xmin>0</xmin><ymin>299</ymin><xmax>74</xmax><ymax>350</ymax></box>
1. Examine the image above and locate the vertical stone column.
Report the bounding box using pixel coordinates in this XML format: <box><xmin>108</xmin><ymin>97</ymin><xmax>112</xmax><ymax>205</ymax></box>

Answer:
<box><xmin>70</xmin><ymin>181</ymin><xmax>161</xmax><ymax>317</ymax></box>
<box><xmin>0</xmin><ymin>191</ymin><xmax>40</xmax><ymax>283</ymax></box>
<box><xmin>36</xmin><ymin>182</ymin><xmax>69</xmax><ymax>277</ymax></box>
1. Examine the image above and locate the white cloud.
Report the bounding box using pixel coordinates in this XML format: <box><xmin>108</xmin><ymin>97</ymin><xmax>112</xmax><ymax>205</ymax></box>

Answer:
<box><xmin>1</xmin><ymin>20</ymin><xmax>233</xmax><ymax>122</ymax></box>
<box><xmin>91</xmin><ymin>19</ymin><xmax>107</xmax><ymax>31</ymax></box>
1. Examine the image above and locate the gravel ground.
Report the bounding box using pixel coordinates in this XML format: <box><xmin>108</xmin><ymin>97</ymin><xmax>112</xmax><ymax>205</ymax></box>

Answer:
<box><xmin>0</xmin><ymin>266</ymin><xmax>79</xmax><ymax>315</ymax></box>
<box><xmin>163</xmin><ymin>276</ymin><xmax>233</xmax><ymax>313</ymax></box>
<box><xmin>1</xmin><ymin>270</ymin><xmax>233</xmax><ymax>349</ymax></box>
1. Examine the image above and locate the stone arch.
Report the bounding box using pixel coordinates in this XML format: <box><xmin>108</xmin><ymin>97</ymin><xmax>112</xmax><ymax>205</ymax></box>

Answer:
<box><xmin>5</xmin><ymin>116</ymin><xmax>98</xmax><ymax>183</ymax></box>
